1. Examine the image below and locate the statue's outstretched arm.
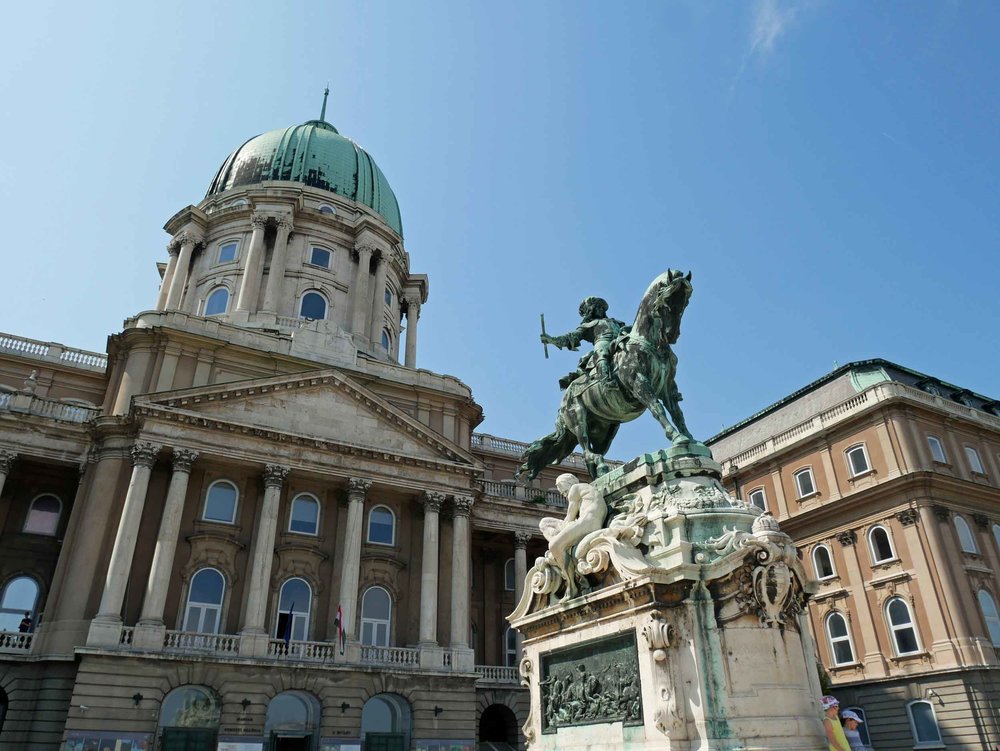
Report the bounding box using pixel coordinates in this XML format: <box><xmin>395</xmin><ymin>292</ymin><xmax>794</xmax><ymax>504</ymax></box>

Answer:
<box><xmin>541</xmin><ymin>326</ymin><xmax>589</xmax><ymax>352</ymax></box>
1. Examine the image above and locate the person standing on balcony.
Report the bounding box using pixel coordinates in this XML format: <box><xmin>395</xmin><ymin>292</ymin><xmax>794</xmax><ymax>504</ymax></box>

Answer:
<box><xmin>18</xmin><ymin>612</ymin><xmax>32</xmax><ymax>633</ymax></box>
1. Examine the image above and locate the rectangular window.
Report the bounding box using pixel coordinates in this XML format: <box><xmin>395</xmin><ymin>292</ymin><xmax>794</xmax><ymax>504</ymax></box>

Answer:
<box><xmin>927</xmin><ymin>436</ymin><xmax>947</xmax><ymax>463</ymax></box>
<box><xmin>217</xmin><ymin>242</ymin><xmax>238</xmax><ymax>263</ymax></box>
<box><xmin>846</xmin><ymin>445</ymin><xmax>870</xmax><ymax>476</ymax></box>
<box><xmin>794</xmin><ymin>468</ymin><xmax>816</xmax><ymax>498</ymax></box>
<box><xmin>309</xmin><ymin>247</ymin><xmax>331</xmax><ymax>268</ymax></box>
<box><xmin>747</xmin><ymin>489</ymin><xmax>767</xmax><ymax>511</ymax></box>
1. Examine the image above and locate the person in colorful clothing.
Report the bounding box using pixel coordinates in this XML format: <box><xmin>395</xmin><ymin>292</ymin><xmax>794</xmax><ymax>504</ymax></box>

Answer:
<box><xmin>841</xmin><ymin>709</ymin><xmax>868</xmax><ymax>750</ymax></box>
<box><xmin>822</xmin><ymin>695</ymin><xmax>850</xmax><ymax>751</ymax></box>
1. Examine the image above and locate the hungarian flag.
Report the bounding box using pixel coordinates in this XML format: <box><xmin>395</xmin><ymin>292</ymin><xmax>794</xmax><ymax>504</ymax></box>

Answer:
<box><xmin>334</xmin><ymin>605</ymin><xmax>345</xmax><ymax>655</ymax></box>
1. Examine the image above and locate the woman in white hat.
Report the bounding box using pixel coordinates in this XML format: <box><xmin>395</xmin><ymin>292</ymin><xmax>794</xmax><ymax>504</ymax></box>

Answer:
<box><xmin>821</xmin><ymin>695</ymin><xmax>850</xmax><ymax>751</ymax></box>
<box><xmin>841</xmin><ymin>709</ymin><xmax>867</xmax><ymax>750</ymax></box>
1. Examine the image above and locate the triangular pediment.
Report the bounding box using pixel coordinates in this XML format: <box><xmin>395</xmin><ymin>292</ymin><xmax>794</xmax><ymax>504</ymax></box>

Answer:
<box><xmin>135</xmin><ymin>369</ymin><xmax>476</xmax><ymax>466</ymax></box>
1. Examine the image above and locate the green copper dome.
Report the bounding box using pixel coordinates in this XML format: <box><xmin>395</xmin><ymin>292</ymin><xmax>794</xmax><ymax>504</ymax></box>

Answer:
<box><xmin>207</xmin><ymin>119</ymin><xmax>403</xmax><ymax>236</ymax></box>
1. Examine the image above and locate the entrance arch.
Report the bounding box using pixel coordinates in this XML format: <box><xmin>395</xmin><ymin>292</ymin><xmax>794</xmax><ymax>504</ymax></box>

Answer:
<box><xmin>361</xmin><ymin>693</ymin><xmax>411</xmax><ymax>751</ymax></box>
<box><xmin>265</xmin><ymin>690</ymin><xmax>321</xmax><ymax>751</ymax></box>
<box><xmin>157</xmin><ymin>685</ymin><xmax>221</xmax><ymax>751</ymax></box>
<box><xmin>479</xmin><ymin>703</ymin><xmax>518</xmax><ymax>748</ymax></box>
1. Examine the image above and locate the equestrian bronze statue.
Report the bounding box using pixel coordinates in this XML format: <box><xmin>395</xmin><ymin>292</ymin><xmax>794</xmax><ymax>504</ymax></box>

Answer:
<box><xmin>517</xmin><ymin>270</ymin><xmax>696</xmax><ymax>481</ymax></box>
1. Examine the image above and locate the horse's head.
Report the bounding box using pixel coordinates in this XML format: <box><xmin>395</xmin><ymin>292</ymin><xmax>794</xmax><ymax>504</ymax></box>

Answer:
<box><xmin>634</xmin><ymin>269</ymin><xmax>693</xmax><ymax>346</ymax></box>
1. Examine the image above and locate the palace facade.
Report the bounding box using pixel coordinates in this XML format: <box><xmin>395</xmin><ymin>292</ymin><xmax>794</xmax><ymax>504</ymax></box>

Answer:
<box><xmin>0</xmin><ymin>112</ymin><xmax>581</xmax><ymax>751</ymax></box>
<box><xmin>708</xmin><ymin>360</ymin><xmax>1000</xmax><ymax>750</ymax></box>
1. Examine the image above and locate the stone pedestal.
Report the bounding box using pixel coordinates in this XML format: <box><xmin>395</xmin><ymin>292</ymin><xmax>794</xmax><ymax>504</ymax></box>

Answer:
<box><xmin>509</xmin><ymin>447</ymin><xmax>825</xmax><ymax>750</ymax></box>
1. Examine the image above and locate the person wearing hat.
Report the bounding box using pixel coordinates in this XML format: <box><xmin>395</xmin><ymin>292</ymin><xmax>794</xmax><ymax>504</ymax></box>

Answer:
<box><xmin>841</xmin><ymin>709</ymin><xmax>867</xmax><ymax>750</ymax></box>
<box><xmin>822</xmin><ymin>695</ymin><xmax>850</xmax><ymax>751</ymax></box>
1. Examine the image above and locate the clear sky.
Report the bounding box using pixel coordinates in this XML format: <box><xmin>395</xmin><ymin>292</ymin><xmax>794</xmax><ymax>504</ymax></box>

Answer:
<box><xmin>1</xmin><ymin>1</ymin><xmax>997</xmax><ymax>461</ymax></box>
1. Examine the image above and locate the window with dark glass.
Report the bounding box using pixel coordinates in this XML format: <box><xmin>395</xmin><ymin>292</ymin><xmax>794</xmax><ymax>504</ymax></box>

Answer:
<box><xmin>907</xmin><ymin>700</ymin><xmax>942</xmax><ymax>747</ymax></box>
<box><xmin>217</xmin><ymin>242</ymin><xmax>238</xmax><ymax>263</ymax></box>
<box><xmin>23</xmin><ymin>494</ymin><xmax>61</xmax><ymax>535</ymax></box>
<box><xmin>813</xmin><ymin>545</ymin><xmax>835</xmax><ymax>579</ymax></box>
<box><xmin>204</xmin><ymin>287</ymin><xmax>229</xmax><ymax>316</ymax></box>
<box><xmin>927</xmin><ymin>435</ymin><xmax>947</xmax><ymax>463</ymax></box>
<box><xmin>504</xmin><ymin>559</ymin><xmax>516</xmax><ymax>591</ymax></box>
<box><xmin>299</xmin><ymin>291</ymin><xmax>327</xmax><ymax>320</ymax></box>
<box><xmin>965</xmin><ymin>446</ymin><xmax>986</xmax><ymax>474</ymax></box>
<box><xmin>977</xmin><ymin>589</ymin><xmax>1000</xmax><ymax>646</ymax></box>
<box><xmin>747</xmin><ymin>488</ymin><xmax>766</xmax><ymax>511</ymax></box>
<box><xmin>367</xmin><ymin>507</ymin><xmax>395</xmax><ymax>545</ymax></box>
<box><xmin>183</xmin><ymin>568</ymin><xmax>225</xmax><ymax>634</ymax></box>
<box><xmin>308</xmin><ymin>247</ymin><xmax>331</xmax><ymax>268</ymax></box>
<box><xmin>381</xmin><ymin>329</ymin><xmax>390</xmax><ymax>351</ymax></box>
<box><xmin>869</xmin><ymin>526</ymin><xmax>895</xmax><ymax>563</ymax></box>
<box><xmin>954</xmin><ymin>515</ymin><xmax>978</xmax><ymax>554</ymax></box>
<box><xmin>825</xmin><ymin>612</ymin><xmax>855</xmax><ymax>665</ymax></box>
<box><xmin>384</xmin><ymin>288</ymin><xmax>393</xmax><ymax>306</ymax></box>
<box><xmin>360</xmin><ymin>586</ymin><xmax>391</xmax><ymax>646</ymax></box>
<box><xmin>886</xmin><ymin>597</ymin><xmax>920</xmax><ymax>655</ymax></box>
<box><xmin>845</xmin><ymin>444</ymin><xmax>870</xmax><ymax>476</ymax></box>
<box><xmin>0</xmin><ymin>577</ymin><xmax>39</xmax><ymax>631</ymax></box>
<box><xmin>794</xmin><ymin>468</ymin><xmax>816</xmax><ymax>498</ymax></box>
<box><xmin>290</xmin><ymin>494</ymin><xmax>320</xmax><ymax>535</ymax></box>
<box><xmin>203</xmin><ymin>481</ymin><xmax>238</xmax><ymax>523</ymax></box>
<box><xmin>275</xmin><ymin>578</ymin><xmax>311</xmax><ymax>642</ymax></box>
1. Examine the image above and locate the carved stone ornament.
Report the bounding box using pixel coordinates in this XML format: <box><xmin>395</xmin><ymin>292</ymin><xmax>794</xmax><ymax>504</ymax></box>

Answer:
<box><xmin>173</xmin><ymin>230</ymin><xmax>203</xmax><ymax>248</ymax></box>
<box><xmin>642</xmin><ymin>610</ymin><xmax>674</xmax><ymax>662</ymax></box>
<box><xmin>404</xmin><ymin>296</ymin><xmax>422</xmax><ymax>317</ymax></box>
<box><xmin>973</xmin><ymin>513</ymin><xmax>989</xmax><ymax>530</ymax></box>
<box><xmin>250</xmin><ymin>212</ymin><xmax>269</xmax><ymax>229</ymax></box>
<box><xmin>894</xmin><ymin>509</ymin><xmax>919</xmax><ymax>526</ymax></box>
<box><xmin>354</xmin><ymin>243</ymin><xmax>377</xmax><ymax>260</ymax></box>
<box><xmin>276</xmin><ymin>217</ymin><xmax>294</xmax><ymax>232</ymax></box>
<box><xmin>452</xmin><ymin>494</ymin><xmax>474</xmax><ymax>517</ymax></box>
<box><xmin>932</xmin><ymin>505</ymin><xmax>951</xmax><ymax>521</ymax></box>
<box><xmin>0</xmin><ymin>450</ymin><xmax>16</xmax><ymax>475</ymax></box>
<box><xmin>166</xmin><ymin>241</ymin><xmax>180</xmax><ymax>256</ymax></box>
<box><xmin>836</xmin><ymin>530</ymin><xmax>857</xmax><ymax>547</ymax></box>
<box><xmin>130</xmin><ymin>442</ymin><xmax>161</xmax><ymax>468</ymax></box>
<box><xmin>348</xmin><ymin>478</ymin><xmax>372</xmax><ymax>498</ymax></box>
<box><xmin>263</xmin><ymin>464</ymin><xmax>290</xmax><ymax>488</ymax></box>
<box><xmin>514</xmin><ymin>530</ymin><xmax>532</xmax><ymax>549</ymax></box>
<box><xmin>421</xmin><ymin>491</ymin><xmax>445</xmax><ymax>514</ymax></box>
<box><xmin>171</xmin><ymin>448</ymin><xmax>199</xmax><ymax>473</ymax></box>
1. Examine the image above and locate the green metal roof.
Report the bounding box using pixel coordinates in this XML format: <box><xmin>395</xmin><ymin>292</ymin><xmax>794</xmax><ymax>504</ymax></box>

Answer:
<box><xmin>206</xmin><ymin>119</ymin><xmax>403</xmax><ymax>236</ymax></box>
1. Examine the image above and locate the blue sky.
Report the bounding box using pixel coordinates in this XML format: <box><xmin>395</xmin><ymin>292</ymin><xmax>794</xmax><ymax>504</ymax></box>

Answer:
<box><xmin>1</xmin><ymin>1</ymin><xmax>997</xmax><ymax>460</ymax></box>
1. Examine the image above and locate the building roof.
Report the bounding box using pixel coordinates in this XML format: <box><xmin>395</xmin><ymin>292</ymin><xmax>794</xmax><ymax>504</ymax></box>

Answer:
<box><xmin>706</xmin><ymin>358</ymin><xmax>999</xmax><ymax>445</ymax></box>
<box><xmin>206</xmin><ymin>119</ymin><xmax>403</xmax><ymax>237</ymax></box>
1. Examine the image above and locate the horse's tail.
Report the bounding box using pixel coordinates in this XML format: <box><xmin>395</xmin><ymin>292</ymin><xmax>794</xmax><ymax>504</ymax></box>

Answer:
<box><xmin>515</xmin><ymin>420</ymin><xmax>578</xmax><ymax>483</ymax></box>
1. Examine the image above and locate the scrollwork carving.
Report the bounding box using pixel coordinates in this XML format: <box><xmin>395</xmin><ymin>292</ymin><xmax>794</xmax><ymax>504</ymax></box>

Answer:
<box><xmin>642</xmin><ymin>610</ymin><xmax>673</xmax><ymax>662</ymax></box>
<box><xmin>170</xmin><ymin>448</ymin><xmax>199</xmax><ymax>473</ymax></box>
<box><xmin>130</xmin><ymin>441</ymin><xmax>161</xmax><ymax>468</ymax></box>
<box><xmin>0</xmin><ymin>450</ymin><xmax>16</xmax><ymax>475</ymax></box>
<box><xmin>348</xmin><ymin>478</ymin><xmax>372</xmax><ymax>499</ymax></box>
<box><xmin>452</xmin><ymin>494</ymin><xmax>474</xmax><ymax>517</ymax></box>
<box><xmin>263</xmin><ymin>464</ymin><xmax>290</xmax><ymax>488</ymax></box>
<box><xmin>421</xmin><ymin>491</ymin><xmax>445</xmax><ymax>514</ymax></box>
<box><xmin>895</xmin><ymin>509</ymin><xmax>919</xmax><ymax>526</ymax></box>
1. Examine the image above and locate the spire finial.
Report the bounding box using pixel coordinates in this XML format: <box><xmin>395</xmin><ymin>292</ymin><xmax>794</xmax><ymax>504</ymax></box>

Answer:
<box><xmin>320</xmin><ymin>85</ymin><xmax>329</xmax><ymax>122</ymax></box>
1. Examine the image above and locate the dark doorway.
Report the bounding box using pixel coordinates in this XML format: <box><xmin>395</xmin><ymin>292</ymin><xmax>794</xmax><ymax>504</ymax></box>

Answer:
<box><xmin>161</xmin><ymin>728</ymin><xmax>218</xmax><ymax>751</ymax></box>
<box><xmin>364</xmin><ymin>733</ymin><xmax>406</xmax><ymax>751</ymax></box>
<box><xmin>273</xmin><ymin>734</ymin><xmax>311</xmax><ymax>751</ymax></box>
<box><xmin>479</xmin><ymin>704</ymin><xmax>517</xmax><ymax>744</ymax></box>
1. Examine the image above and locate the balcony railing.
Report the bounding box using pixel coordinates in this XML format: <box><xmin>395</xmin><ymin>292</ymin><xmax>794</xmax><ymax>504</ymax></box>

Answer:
<box><xmin>167</xmin><ymin>630</ymin><xmax>240</xmax><ymax>655</ymax></box>
<box><xmin>472</xmin><ymin>432</ymin><xmax>591</xmax><ymax>471</ymax></box>
<box><xmin>359</xmin><ymin>644</ymin><xmax>420</xmax><ymax>667</ymax></box>
<box><xmin>267</xmin><ymin>638</ymin><xmax>338</xmax><ymax>662</ymax></box>
<box><xmin>0</xmin><ymin>332</ymin><xmax>107</xmax><ymax>372</ymax></box>
<box><xmin>0</xmin><ymin>392</ymin><xmax>100</xmax><ymax>424</ymax></box>
<box><xmin>475</xmin><ymin>665</ymin><xmax>520</xmax><ymax>684</ymax></box>
<box><xmin>481</xmin><ymin>480</ymin><xmax>567</xmax><ymax>508</ymax></box>
<box><xmin>0</xmin><ymin>630</ymin><xmax>33</xmax><ymax>653</ymax></box>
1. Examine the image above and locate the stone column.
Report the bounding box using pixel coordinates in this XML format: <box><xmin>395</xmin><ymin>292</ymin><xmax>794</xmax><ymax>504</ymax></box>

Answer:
<box><xmin>240</xmin><ymin>465</ymin><xmax>289</xmax><ymax>643</ymax></box>
<box><xmin>88</xmin><ymin>441</ymin><xmax>161</xmax><ymax>647</ymax></box>
<box><xmin>513</xmin><ymin>531</ymin><xmax>531</xmax><ymax>655</ymax></box>
<box><xmin>920</xmin><ymin>504</ymin><xmax>976</xmax><ymax>663</ymax></box>
<box><xmin>418</xmin><ymin>492</ymin><xmax>445</xmax><ymax>646</ymax></box>
<box><xmin>351</xmin><ymin>244</ymin><xmax>375</xmax><ymax>336</ymax></box>
<box><xmin>165</xmin><ymin>231</ymin><xmax>201</xmax><ymax>310</ymax></box>
<box><xmin>236</xmin><ymin>213</ymin><xmax>269</xmax><ymax>313</ymax></box>
<box><xmin>404</xmin><ymin>297</ymin><xmax>421</xmax><ymax>368</ymax></box>
<box><xmin>369</xmin><ymin>251</ymin><xmax>388</xmax><ymax>345</ymax></box>
<box><xmin>337</xmin><ymin>478</ymin><xmax>371</xmax><ymax>640</ymax></box>
<box><xmin>156</xmin><ymin>244</ymin><xmax>179</xmax><ymax>310</ymax></box>
<box><xmin>133</xmin><ymin>449</ymin><xmax>199</xmax><ymax>647</ymax></box>
<box><xmin>112</xmin><ymin>343</ymin><xmax>155</xmax><ymax>415</ymax></box>
<box><xmin>262</xmin><ymin>218</ymin><xmax>293</xmax><ymax>313</ymax></box>
<box><xmin>450</xmin><ymin>495</ymin><xmax>474</xmax><ymax>652</ymax></box>
<box><xmin>0</xmin><ymin>450</ymin><xmax>15</xmax><ymax>500</ymax></box>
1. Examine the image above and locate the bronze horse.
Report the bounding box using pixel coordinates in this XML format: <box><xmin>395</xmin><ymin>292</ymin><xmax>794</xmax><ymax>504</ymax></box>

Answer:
<box><xmin>517</xmin><ymin>270</ymin><xmax>695</xmax><ymax>480</ymax></box>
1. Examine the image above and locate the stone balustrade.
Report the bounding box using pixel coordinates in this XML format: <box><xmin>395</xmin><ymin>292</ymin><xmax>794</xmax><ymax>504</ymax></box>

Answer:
<box><xmin>480</xmin><ymin>480</ymin><xmax>567</xmax><ymax>508</ymax></box>
<box><xmin>475</xmin><ymin>664</ymin><xmax>520</xmax><ymax>684</ymax></box>
<box><xmin>166</xmin><ymin>630</ymin><xmax>240</xmax><ymax>655</ymax></box>
<box><xmin>359</xmin><ymin>644</ymin><xmax>420</xmax><ymax>667</ymax></box>
<box><xmin>267</xmin><ymin>638</ymin><xmax>339</xmax><ymax>661</ymax></box>
<box><xmin>0</xmin><ymin>392</ymin><xmax>100</xmax><ymax>424</ymax></box>
<box><xmin>0</xmin><ymin>631</ymin><xmax>33</xmax><ymax>653</ymax></box>
<box><xmin>0</xmin><ymin>332</ymin><xmax>107</xmax><ymax>372</ymax></box>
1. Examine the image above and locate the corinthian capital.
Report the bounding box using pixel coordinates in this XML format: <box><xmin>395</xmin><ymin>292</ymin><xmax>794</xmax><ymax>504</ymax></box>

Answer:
<box><xmin>173</xmin><ymin>230</ymin><xmax>203</xmax><ymax>248</ymax></box>
<box><xmin>514</xmin><ymin>531</ymin><xmax>532</xmax><ymax>549</ymax></box>
<box><xmin>251</xmin><ymin>212</ymin><xmax>269</xmax><ymax>229</ymax></box>
<box><xmin>263</xmin><ymin>464</ymin><xmax>290</xmax><ymax>488</ymax></box>
<box><xmin>276</xmin><ymin>216</ymin><xmax>294</xmax><ymax>232</ymax></box>
<box><xmin>452</xmin><ymin>494</ymin><xmax>475</xmax><ymax>517</ymax></box>
<box><xmin>0</xmin><ymin>450</ymin><xmax>16</xmax><ymax>474</ymax></box>
<box><xmin>166</xmin><ymin>241</ymin><xmax>180</xmax><ymax>256</ymax></box>
<box><xmin>130</xmin><ymin>441</ymin><xmax>162</xmax><ymax>468</ymax></box>
<box><xmin>171</xmin><ymin>448</ymin><xmax>200</xmax><ymax>473</ymax></box>
<box><xmin>354</xmin><ymin>243</ymin><xmax>377</xmax><ymax>260</ymax></box>
<box><xmin>422</xmin><ymin>491</ymin><xmax>446</xmax><ymax>514</ymax></box>
<box><xmin>404</xmin><ymin>297</ymin><xmax>421</xmax><ymax>317</ymax></box>
<box><xmin>348</xmin><ymin>478</ymin><xmax>373</xmax><ymax>499</ymax></box>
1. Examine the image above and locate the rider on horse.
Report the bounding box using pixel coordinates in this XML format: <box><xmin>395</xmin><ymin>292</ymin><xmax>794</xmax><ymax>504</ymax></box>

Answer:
<box><xmin>541</xmin><ymin>296</ymin><xmax>629</xmax><ymax>389</ymax></box>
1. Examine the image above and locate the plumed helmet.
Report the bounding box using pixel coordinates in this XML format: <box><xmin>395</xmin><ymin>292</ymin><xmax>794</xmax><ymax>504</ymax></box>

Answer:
<box><xmin>579</xmin><ymin>296</ymin><xmax>609</xmax><ymax>317</ymax></box>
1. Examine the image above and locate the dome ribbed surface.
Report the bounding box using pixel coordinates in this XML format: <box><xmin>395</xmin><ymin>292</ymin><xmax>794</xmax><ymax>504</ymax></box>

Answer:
<box><xmin>207</xmin><ymin>120</ymin><xmax>402</xmax><ymax>236</ymax></box>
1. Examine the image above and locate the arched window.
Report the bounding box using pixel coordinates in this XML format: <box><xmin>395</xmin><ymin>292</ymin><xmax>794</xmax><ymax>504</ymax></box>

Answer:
<box><xmin>812</xmin><ymin>545</ymin><xmax>835</xmax><ymax>580</ymax></box>
<box><xmin>308</xmin><ymin>246</ymin><xmax>332</xmax><ymax>268</ymax></box>
<box><xmin>503</xmin><ymin>626</ymin><xmax>518</xmax><ymax>667</ymax></box>
<box><xmin>843</xmin><ymin>706</ymin><xmax>871</xmax><ymax>747</ymax></box>
<box><xmin>289</xmin><ymin>493</ymin><xmax>320</xmax><ymax>535</ymax></box>
<box><xmin>299</xmin><ymin>291</ymin><xmax>327</xmax><ymax>320</ymax></box>
<box><xmin>202</xmin><ymin>480</ymin><xmax>238</xmax><ymax>524</ymax></box>
<box><xmin>504</xmin><ymin>559</ymin><xmax>516</xmax><ymax>591</ymax></box>
<box><xmin>747</xmin><ymin>488</ymin><xmax>767</xmax><ymax>511</ymax></box>
<box><xmin>217</xmin><ymin>242</ymin><xmax>238</xmax><ymax>264</ymax></box>
<box><xmin>158</xmin><ymin>685</ymin><xmax>221</xmax><ymax>735</ymax></box>
<box><xmin>23</xmin><ymin>494</ymin><xmax>61</xmax><ymax>535</ymax></box>
<box><xmin>965</xmin><ymin>446</ymin><xmax>986</xmax><ymax>474</ymax></box>
<box><xmin>204</xmin><ymin>287</ymin><xmax>229</xmax><ymax>316</ymax></box>
<box><xmin>360</xmin><ymin>586</ymin><xmax>391</xmax><ymax>646</ymax></box>
<box><xmin>0</xmin><ymin>576</ymin><xmax>40</xmax><ymax>632</ymax></box>
<box><xmin>926</xmin><ymin>435</ymin><xmax>947</xmax><ymax>463</ymax></box>
<box><xmin>275</xmin><ymin>578</ymin><xmax>311</xmax><ymax>642</ymax></box>
<box><xmin>182</xmin><ymin>568</ymin><xmax>225</xmax><ymax>634</ymax></box>
<box><xmin>885</xmin><ymin>597</ymin><xmax>920</xmax><ymax>655</ymax></box>
<box><xmin>845</xmin><ymin>443</ymin><xmax>871</xmax><ymax>476</ymax></box>
<box><xmin>793</xmin><ymin>467</ymin><xmax>816</xmax><ymax>498</ymax></box>
<box><xmin>361</xmin><ymin>694</ymin><xmax>411</xmax><ymax>750</ymax></box>
<box><xmin>906</xmin><ymin>700</ymin><xmax>942</xmax><ymax>747</ymax></box>
<box><xmin>381</xmin><ymin>329</ymin><xmax>391</xmax><ymax>351</ymax></box>
<box><xmin>977</xmin><ymin>589</ymin><xmax>1000</xmax><ymax>646</ymax></box>
<box><xmin>318</xmin><ymin>204</ymin><xmax>336</xmax><ymax>215</ymax></box>
<box><xmin>868</xmin><ymin>525</ymin><xmax>895</xmax><ymax>564</ymax></box>
<box><xmin>265</xmin><ymin>691</ymin><xmax>320</xmax><ymax>738</ymax></box>
<box><xmin>954</xmin><ymin>515</ymin><xmax>978</xmax><ymax>554</ymax></box>
<box><xmin>825</xmin><ymin>612</ymin><xmax>855</xmax><ymax>665</ymax></box>
<box><xmin>367</xmin><ymin>506</ymin><xmax>395</xmax><ymax>545</ymax></box>
<box><xmin>384</xmin><ymin>288</ymin><xmax>394</xmax><ymax>306</ymax></box>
